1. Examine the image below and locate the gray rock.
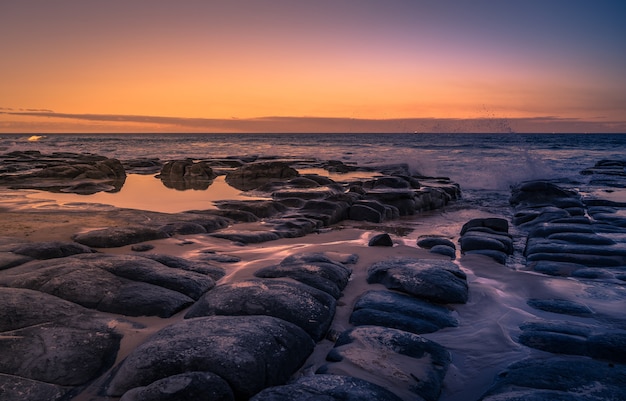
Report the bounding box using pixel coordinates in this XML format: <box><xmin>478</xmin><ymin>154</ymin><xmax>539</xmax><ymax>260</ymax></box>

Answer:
<box><xmin>367</xmin><ymin>258</ymin><xmax>468</xmax><ymax>304</ymax></box>
<box><xmin>349</xmin><ymin>204</ymin><xmax>383</xmax><ymax>223</ymax></box>
<box><xmin>11</xmin><ymin>241</ymin><xmax>95</xmax><ymax>259</ymax></box>
<box><xmin>225</xmin><ymin>161</ymin><xmax>299</xmax><ymax>190</ymax></box>
<box><xmin>215</xmin><ymin>200</ymin><xmax>288</xmax><ymax>218</ymax></box>
<box><xmin>184</xmin><ymin>279</ymin><xmax>336</xmax><ymax>341</ymax></box>
<box><xmin>465</xmin><ymin>249</ymin><xmax>509</xmax><ymax>264</ymax></box>
<box><xmin>254</xmin><ymin>253</ymin><xmax>352</xmax><ymax>298</ymax></box>
<box><xmin>250</xmin><ymin>374</ymin><xmax>403</xmax><ymax>401</ymax></box>
<box><xmin>417</xmin><ymin>237</ymin><xmax>456</xmax><ymax>250</ymax></box>
<box><xmin>0</xmin><ymin>254</ymin><xmax>209</xmax><ymax>317</ymax></box>
<box><xmin>119</xmin><ymin>371</ymin><xmax>234</xmax><ymax>401</ymax></box>
<box><xmin>430</xmin><ymin>244</ymin><xmax>456</xmax><ymax>259</ymax></box>
<box><xmin>460</xmin><ymin>218</ymin><xmax>509</xmax><ymax>235</ymax></box>
<box><xmin>509</xmin><ymin>181</ymin><xmax>580</xmax><ymax>207</ymax></box>
<box><xmin>320</xmin><ymin>326</ymin><xmax>450</xmax><ymax>401</ymax></box>
<box><xmin>140</xmin><ymin>253</ymin><xmax>225</xmax><ymax>280</ymax></box>
<box><xmin>0</xmin><ymin>288</ymin><xmax>121</xmax><ymax>387</ymax></box>
<box><xmin>350</xmin><ymin>290</ymin><xmax>458</xmax><ymax>334</ymax></box>
<box><xmin>72</xmin><ymin>226</ymin><xmax>169</xmax><ymax>248</ymax></box>
<box><xmin>480</xmin><ymin>357</ymin><xmax>626</xmax><ymax>400</ymax></box>
<box><xmin>158</xmin><ymin>160</ymin><xmax>217</xmax><ymax>190</ymax></box>
<box><xmin>0</xmin><ymin>252</ymin><xmax>33</xmax><ymax>270</ymax></box>
<box><xmin>209</xmin><ymin>230</ymin><xmax>282</xmax><ymax>244</ymax></box>
<box><xmin>527</xmin><ymin>299</ymin><xmax>594</xmax><ymax>316</ymax></box>
<box><xmin>106</xmin><ymin>315</ymin><xmax>315</xmax><ymax>400</ymax></box>
<box><xmin>0</xmin><ymin>374</ymin><xmax>71</xmax><ymax>401</ymax></box>
<box><xmin>301</xmin><ymin>200</ymin><xmax>351</xmax><ymax>226</ymax></box>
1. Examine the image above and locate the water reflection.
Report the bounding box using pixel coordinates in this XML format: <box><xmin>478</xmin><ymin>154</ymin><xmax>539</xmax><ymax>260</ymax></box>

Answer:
<box><xmin>27</xmin><ymin>174</ymin><xmax>268</xmax><ymax>213</ymax></box>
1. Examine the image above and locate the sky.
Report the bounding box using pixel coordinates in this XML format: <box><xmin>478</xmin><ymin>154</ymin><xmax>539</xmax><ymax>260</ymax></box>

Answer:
<box><xmin>1</xmin><ymin>0</ymin><xmax>625</xmax><ymax>133</ymax></box>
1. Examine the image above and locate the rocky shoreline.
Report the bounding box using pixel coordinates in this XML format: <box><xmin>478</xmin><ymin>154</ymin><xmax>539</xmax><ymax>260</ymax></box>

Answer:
<box><xmin>1</xmin><ymin>152</ymin><xmax>625</xmax><ymax>400</ymax></box>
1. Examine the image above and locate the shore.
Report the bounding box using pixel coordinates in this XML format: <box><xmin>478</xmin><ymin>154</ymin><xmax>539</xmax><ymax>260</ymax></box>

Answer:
<box><xmin>1</xmin><ymin>153</ymin><xmax>625</xmax><ymax>401</ymax></box>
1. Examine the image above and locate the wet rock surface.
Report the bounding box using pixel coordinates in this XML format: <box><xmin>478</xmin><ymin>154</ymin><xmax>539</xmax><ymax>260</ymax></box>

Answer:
<box><xmin>106</xmin><ymin>315</ymin><xmax>315</xmax><ymax>400</ymax></box>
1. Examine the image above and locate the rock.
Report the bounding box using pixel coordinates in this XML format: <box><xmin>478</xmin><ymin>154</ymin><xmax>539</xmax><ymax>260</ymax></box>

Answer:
<box><xmin>158</xmin><ymin>160</ymin><xmax>217</xmax><ymax>190</ymax></box>
<box><xmin>301</xmin><ymin>199</ymin><xmax>351</xmax><ymax>226</ymax></box>
<box><xmin>131</xmin><ymin>244</ymin><xmax>154</xmax><ymax>252</ymax></box>
<box><xmin>417</xmin><ymin>237</ymin><xmax>456</xmax><ymax>250</ymax></box>
<box><xmin>119</xmin><ymin>372</ymin><xmax>234</xmax><ymax>401</ymax></box>
<box><xmin>140</xmin><ymin>253</ymin><xmax>225</xmax><ymax>280</ymax></box>
<box><xmin>350</xmin><ymin>290</ymin><xmax>458</xmax><ymax>334</ymax></box>
<box><xmin>0</xmin><ymin>252</ymin><xmax>33</xmax><ymax>270</ymax></box>
<box><xmin>106</xmin><ymin>316</ymin><xmax>314</xmax><ymax>400</ymax></box>
<box><xmin>266</xmin><ymin>217</ymin><xmax>320</xmax><ymax>238</ymax></box>
<box><xmin>349</xmin><ymin>204</ymin><xmax>383</xmax><ymax>223</ymax></box>
<box><xmin>254</xmin><ymin>253</ymin><xmax>352</xmax><ymax>298</ymax></box>
<box><xmin>526</xmin><ymin>298</ymin><xmax>593</xmax><ymax>316</ymax></box>
<box><xmin>72</xmin><ymin>226</ymin><xmax>169</xmax><ymax>248</ymax></box>
<box><xmin>430</xmin><ymin>244</ymin><xmax>456</xmax><ymax>259</ymax></box>
<box><xmin>0</xmin><ymin>374</ymin><xmax>71</xmax><ymax>401</ymax></box>
<box><xmin>225</xmin><ymin>161</ymin><xmax>299</xmax><ymax>190</ymax></box>
<box><xmin>368</xmin><ymin>233</ymin><xmax>393</xmax><ymax>247</ymax></box>
<box><xmin>157</xmin><ymin>222</ymin><xmax>207</xmax><ymax>235</ymax></box>
<box><xmin>320</xmin><ymin>326</ymin><xmax>450</xmax><ymax>401</ymax></box>
<box><xmin>0</xmin><ymin>254</ymin><xmax>211</xmax><ymax>317</ymax></box>
<box><xmin>480</xmin><ymin>357</ymin><xmax>626</xmax><ymax>400</ymax></box>
<box><xmin>367</xmin><ymin>258</ymin><xmax>468</xmax><ymax>304</ymax></box>
<box><xmin>215</xmin><ymin>200</ymin><xmax>288</xmax><ymax>218</ymax></box>
<box><xmin>11</xmin><ymin>241</ymin><xmax>95</xmax><ymax>259</ymax></box>
<box><xmin>460</xmin><ymin>218</ymin><xmax>509</xmax><ymax>235</ymax></box>
<box><xmin>209</xmin><ymin>230</ymin><xmax>282</xmax><ymax>244</ymax></box>
<box><xmin>464</xmin><ymin>249</ymin><xmax>509</xmax><ymax>264</ymax></box>
<box><xmin>184</xmin><ymin>279</ymin><xmax>336</xmax><ymax>341</ymax></box>
<box><xmin>250</xmin><ymin>374</ymin><xmax>403</xmax><ymax>401</ymax></box>
<box><xmin>509</xmin><ymin>181</ymin><xmax>580</xmax><ymax>207</ymax></box>
<box><xmin>0</xmin><ymin>288</ymin><xmax>122</xmax><ymax>387</ymax></box>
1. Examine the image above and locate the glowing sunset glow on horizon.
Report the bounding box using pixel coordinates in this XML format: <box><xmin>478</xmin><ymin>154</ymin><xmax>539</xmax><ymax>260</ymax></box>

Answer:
<box><xmin>1</xmin><ymin>1</ymin><xmax>625</xmax><ymax>133</ymax></box>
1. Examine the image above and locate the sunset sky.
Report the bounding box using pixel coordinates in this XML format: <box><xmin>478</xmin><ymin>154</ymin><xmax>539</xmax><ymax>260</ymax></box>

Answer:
<box><xmin>1</xmin><ymin>0</ymin><xmax>625</xmax><ymax>133</ymax></box>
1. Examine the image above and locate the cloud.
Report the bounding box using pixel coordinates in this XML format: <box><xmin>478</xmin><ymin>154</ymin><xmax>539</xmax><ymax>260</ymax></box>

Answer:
<box><xmin>1</xmin><ymin>109</ymin><xmax>624</xmax><ymax>134</ymax></box>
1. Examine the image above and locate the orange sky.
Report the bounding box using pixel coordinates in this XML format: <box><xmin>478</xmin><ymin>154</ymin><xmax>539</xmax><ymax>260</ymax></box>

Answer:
<box><xmin>1</xmin><ymin>1</ymin><xmax>625</xmax><ymax>133</ymax></box>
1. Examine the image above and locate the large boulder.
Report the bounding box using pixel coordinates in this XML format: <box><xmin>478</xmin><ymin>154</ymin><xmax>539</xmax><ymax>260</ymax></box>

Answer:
<box><xmin>0</xmin><ymin>288</ymin><xmax>122</xmax><ymax>388</ymax></box>
<box><xmin>225</xmin><ymin>161</ymin><xmax>299</xmax><ymax>191</ymax></box>
<box><xmin>251</xmin><ymin>374</ymin><xmax>403</xmax><ymax>401</ymax></box>
<box><xmin>184</xmin><ymin>279</ymin><xmax>336</xmax><ymax>341</ymax></box>
<box><xmin>367</xmin><ymin>258</ymin><xmax>468</xmax><ymax>304</ymax></box>
<box><xmin>350</xmin><ymin>290</ymin><xmax>458</xmax><ymax>334</ymax></box>
<box><xmin>11</xmin><ymin>241</ymin><xmax>95</xmax><ymax>260</ymax></box>
<box><xmin>72</xmin><ymin>226</ymin><xmax>169</xmax><ymax>248</ymax></box>
<box><xmin>319</xmin><ymin>326</ymin><xmax>451</xmax><ymax>401</ymax></box>
<box><xmin>254</xmin><ymin>253</ymin><xmax>352</xmax><ymax>298</ymax></box>
<box><xmin>0</xmin><ymin>253</ymin><xmax>213</xmax><ymax>317</ymax></box>
<box><xmin>106</xmin><ymin>316</ymin><xmax>315</xmax><ymax>400</ymax></box>
<box><xmin>158</xmin><ymin>160</ymin><xmax>217</xmax><ymax>190</ymax></box>
<box><xmin>119</xmin><ymin>372</ymin><xmax>234</xmax><ymax>401</ymax></box>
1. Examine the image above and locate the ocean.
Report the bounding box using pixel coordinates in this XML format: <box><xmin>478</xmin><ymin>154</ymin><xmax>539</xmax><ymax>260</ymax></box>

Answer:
<box><xmin>3</xmin><ymin>133</ymin><xmax>625</xmax><ymax>189</ymax></box>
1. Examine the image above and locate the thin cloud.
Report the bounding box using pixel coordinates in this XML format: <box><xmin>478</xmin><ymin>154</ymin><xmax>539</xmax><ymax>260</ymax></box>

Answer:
<box><xmin>1</xmin><ymin>109</ymin><xmax>624</xmax><ymax>133</ymax></box>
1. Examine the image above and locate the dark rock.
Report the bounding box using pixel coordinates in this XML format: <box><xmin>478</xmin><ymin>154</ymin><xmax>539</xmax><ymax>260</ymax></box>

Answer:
<box><xmin>225</xmin><ymin>161</ymin><xmax>299</xmax><ymax>190</ymax></box>
<box><xmin>546</xmin><ymin>232</ymin><xmax>616</xmax><ymax>245</ymax></box>
<box><xmin>106</xmin><ymin>316</ymin><xmax>315</xmax><ymax>400</ymax></box>
<box><xmin>119</xmin><ymin>371</ymin><xmax>234</xmax><ymax>401</ymax></box>
<box><xmin>429</xmin><ymin>244</ymin><xmax>456</xmax><ymax>259</ymax></box>
<box><xmin>460</xmin><ymin>218</ymin><xmax>509</xmax><ymax>235</ymax></box>
<box><xmin>301</xmin><ymin>199</ymin><xmax>351</xmax><ymax>226</ymax></box>
<box><xmin>321</xmin><ymin>326</ymin><xmax>450</xmax><ymax>401</ymax></box>
<box><xmin>140</xmin><ymin>253</ymin><xmax>225</xmax><ymax>280</ymax></box>
<box><xmin>349</xmin><ymin>204</ymin><xmax>383</xmax><ymax>223</ymax></box>
<box><xmin>267</xmin><ymin>217</ymin><xmax>320</xmax><ymax>238</ymax></box>
<box><xmin>368</xmin><ymin>233</ymin><xmax>393</xmax><ymax>247</ymax></box>
<box><xmin>528</xmin><ymin>260</ymin><xmax>587</xmax><ymax>276</ymax></box>
<box><xmin>480</xmin><ymin>357</ymin><xmax>626</xmax><ymax>400</ymax></box>
<box><xmin>254</xmin><ymin>253</ymin><xmax>352</xmax><ymax>298</ymax></box>
<box><xmin>215</xmin><ymin>200</ymin><xmax>287</xmax><ymax>218</ymax></box>
<box><xmin>209</xmin><ymin>230</ymin><xmax>282</xmax><ymax>244</ymax></box>
<box><xmin>527</xmin><ymin>299</ymin><xmax>594</xmax><ymax>316</ymax></box>
<box><xmin>250</xmin><ymin>374</ymin><xmax>403</xmax><ymax>401</ymax></box>
<box><xmin>587</xmin><ymin>333</ymin><xmax>626</xmax><ymax>363</ymax></box>
<box><xmin>0</xmin><ymin>252</ymin><xmax>33</xmax><ymax>270</ymax></box>
<box><xmin>417</xmin><ymin>237</ymin><xmax>456</xmax><ymax>250</ymax></box>
<box><xmin>158</xmin><ymin>160</ymin><xmax>217</xmax><ymax>190</ymax></box>
<box><xmin>0</xmin><ymin>374</ymin><xmax>71</xmax><ymax>401</ymax></box>
<box><xmin>526</xmin><ymin>251</ymin><xmax>625</xmax><ymax>267</ymax></box>
<box><xmin>0</xmin><ymin>254</ymin><xmax>210</xmax><ymax>317</ymax></box>
<box><xmin>350</xmin><ymin>290</ymin><xmax>458</xmax><ymax>334</ymax></box>
<box><xmin>72</xmin><ymin>226</ymin><xmax>169</xmax><ymax>248</ymax></box>
<box><xmin>464</xmin><ymin>249</ymin><xmax>508</xmax><ymax>264</ymax></box>
<box><xmin>11</xmin><ymin>241</ymin><xmax>95</xmax><ymax>259</ymax></box>
<box><xmin>460</xmin><ymin>234</ymin><xmax>512</xmax><ymax>254</ymax></box>
<box><xmin>0</xmin><ymin>288</ymin><xmax>121</xmax><ymax>387</ymax></box>
<box><xmin>509</xmin><ymin>181</ymin><xmax>580</xmax><ymax>207</ymax></box>
<box><xmin>157</xmin><ymin>222</ymin><xmax>207</xmax><ymax>235</ymax></box>
<box><xmin>367</xmin><ymin>258</ymin><xmax>468</xmax><ymax>304</ymax></box>
<box><xmin>184</xmin><ymin>279</ymin><xmax>336</xmax><ymax>341</ymax></box>
<box><xmin>131</xmin><ymin>244</ymin><xmax>154</xmax><ymax>252</ymax></box>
